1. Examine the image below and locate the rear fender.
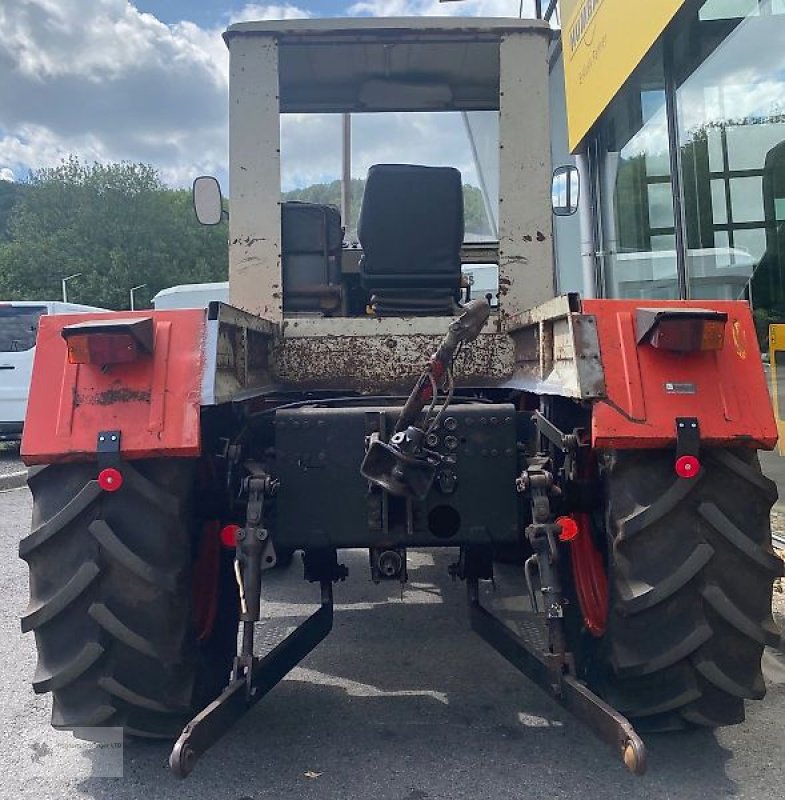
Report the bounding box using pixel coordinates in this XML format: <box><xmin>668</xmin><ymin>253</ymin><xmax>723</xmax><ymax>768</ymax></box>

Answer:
<box><xmin>583</xmin><ymin>299</ymin><xmax>777</xmax><ymax>449</ymax></box>
<box><xmin>21</xmin><ymin>309</ymin><xmax>206</xmax><ymax>464</ymax></box>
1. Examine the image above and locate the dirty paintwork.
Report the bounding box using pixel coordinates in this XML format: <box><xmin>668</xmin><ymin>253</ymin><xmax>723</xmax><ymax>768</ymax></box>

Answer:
<box><xmin>22</xmin><ymin>309</ymin><xmax>205</xmax><ymax>464</ymax></box>
<box><xmin>584</xmin><ymin>299</ymin><xmax>777</xmax><ymax>449</ymax></box>
<box><xmin>505</xmin><ymin>295</ymin><xmax>606</xmax><ymax>400</ymax></box>
<box><xmin>224</xmin><ymin>20</ymin><xmax>553</xmax><ymax>326</ymax></box>
<box><xmin>271</xmin><ymin>331</ymin><xmax>514</xmax><ymax>392</ymax></box>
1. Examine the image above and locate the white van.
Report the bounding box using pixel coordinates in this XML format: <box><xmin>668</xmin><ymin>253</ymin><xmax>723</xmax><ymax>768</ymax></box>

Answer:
<box><xmin>0</xmin><ymin>301</ymin><xmax>106</xmax><ymax>440</ymax></box>
<box><xmin>152</xmin><ymin>282</ymin><xmax>229</xmax><ymax>310</ymax></box>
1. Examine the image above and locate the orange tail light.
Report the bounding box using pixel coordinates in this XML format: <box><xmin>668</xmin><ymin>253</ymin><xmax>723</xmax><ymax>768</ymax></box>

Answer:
<box><xmin>636</xmin><ymin>308</ymin><xmax>728</xmax><ymax>353</ymax></box>
<box><xmin>61</xmin><ymin>317</ymin><xmax>154</xmax><ymax>365</ymax></box>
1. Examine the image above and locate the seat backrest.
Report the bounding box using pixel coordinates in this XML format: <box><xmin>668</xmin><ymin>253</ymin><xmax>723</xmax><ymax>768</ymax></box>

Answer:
<box><xmin>358</xmin><ymin>165</ymin><xmax>464</xmax><ymax>280</ymax></box>
<box><xmin>282</xmin><ymin>201</ymin><xmax>342</xmax><ymax>256</ymax></box>
<box><xmin>280</xmin><ymin>201</ymin><xmax>342</xmax><ymax>313</ymax></box>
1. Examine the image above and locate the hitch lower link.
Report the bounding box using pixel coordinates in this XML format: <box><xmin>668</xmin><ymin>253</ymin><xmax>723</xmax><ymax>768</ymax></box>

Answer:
<box><xmin>468</xmin><ymin>462</ymin><xmax>647</xmax><ymax>777</ymax></box>
<box><xmin>169</xmin><ymin>470</ymin><xmax>345</xmax><ymax>778</ymax></box>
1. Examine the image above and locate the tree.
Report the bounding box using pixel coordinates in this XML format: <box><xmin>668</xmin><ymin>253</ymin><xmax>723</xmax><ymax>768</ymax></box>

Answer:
<box><xmin>0</xmin><ymin>157</ymin><xmax>228</xmax><ymax>309</ymax></box>
<box><xmin>0</xmin><ymin>159</ymin><xmax>495</xmax><ymax>309</ymax></box>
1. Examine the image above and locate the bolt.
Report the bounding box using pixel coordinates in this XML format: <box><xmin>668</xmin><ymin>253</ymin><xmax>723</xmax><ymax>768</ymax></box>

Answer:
<box><xmin>444</xmin><ymin>417</ymin><xmax>458</xmax><ymax>431</ymax></box>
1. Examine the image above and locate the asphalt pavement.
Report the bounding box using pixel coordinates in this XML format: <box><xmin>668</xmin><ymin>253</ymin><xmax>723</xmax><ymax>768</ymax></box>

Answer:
<box><xmin>1</xmin><ymin>486</ymin><xmax>784</xmax><ymax>800</ymax></box>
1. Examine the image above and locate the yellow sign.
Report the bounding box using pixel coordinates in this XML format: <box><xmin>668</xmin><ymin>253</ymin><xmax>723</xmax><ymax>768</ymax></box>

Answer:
<box><xmin>770</xmin><ymin>324</ymin><xmax>785</xmax><ymax>454</ymax></box>
<box><xmin>561</xmin><ymin>0</ymin><xmax>688</xmax><ymax>151</ymax></box>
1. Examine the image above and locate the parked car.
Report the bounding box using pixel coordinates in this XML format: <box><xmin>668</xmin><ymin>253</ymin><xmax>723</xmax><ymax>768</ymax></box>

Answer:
<box><xmin>0</xmin><ymin>301</ymin><xmax>106</xmax><ymax>440</ymax></box>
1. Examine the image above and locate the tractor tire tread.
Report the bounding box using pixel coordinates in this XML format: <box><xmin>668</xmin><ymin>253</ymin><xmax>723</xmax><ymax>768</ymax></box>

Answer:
<box><xmin>23</xmin><ymin>460</ymin><xmax>202</xmax><ymax>739</ymax></box>
<box><xmin>593</xmin><ymin>448</ymin><xmax>781</xmax><ymax>731</ymax></box>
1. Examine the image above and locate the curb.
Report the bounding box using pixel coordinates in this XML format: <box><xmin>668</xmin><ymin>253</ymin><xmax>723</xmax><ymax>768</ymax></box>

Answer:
<box><xmin>0</xmin><ymin>471</ymin><xmax>27</xmax><ymax>491</ymax></box>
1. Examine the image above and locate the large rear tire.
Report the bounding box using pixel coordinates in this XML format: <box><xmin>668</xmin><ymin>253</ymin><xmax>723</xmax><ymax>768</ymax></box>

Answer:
<box><xmin>573</xmin><ymin>448</ymin><xmax>783</xmax><ymax>731</ymax></box>
<box><xmin>20</xmin><ymin>460</ymin><xmax>237</xmax><ymax>738</ymax></box>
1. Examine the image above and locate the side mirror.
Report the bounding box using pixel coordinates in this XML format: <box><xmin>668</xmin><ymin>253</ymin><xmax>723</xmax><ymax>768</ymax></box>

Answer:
<box><xmin>551</xmin><ymin>165</ymin><xmax>580</xmax><ymax>217</ymax></box>
<box><xmin>193</xmin><ymin>176</ymin><xmax>224</xmax><ymax>226</ymax></box>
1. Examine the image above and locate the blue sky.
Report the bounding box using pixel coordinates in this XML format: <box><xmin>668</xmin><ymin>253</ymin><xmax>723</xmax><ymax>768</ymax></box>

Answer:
<box><xmin>0</xmin><ymin>1</ymin><xmax>534</xmax><ymax>189</ymax></box>
<box><xmin>134</xmin><ymin>1</ymin><xmax>347</xmax><ymax>26</ymax></box>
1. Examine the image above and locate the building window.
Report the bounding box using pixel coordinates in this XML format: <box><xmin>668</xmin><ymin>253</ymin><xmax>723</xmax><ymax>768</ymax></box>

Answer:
<box><xmin>674</xmin><ymin>0</ymin><xmax>785</xmax><ymax>341</ymax></box>
<box><xmin>598</xmin><ymin>44</ymin><xmax>679</xmax><ymax>299</ymax></box>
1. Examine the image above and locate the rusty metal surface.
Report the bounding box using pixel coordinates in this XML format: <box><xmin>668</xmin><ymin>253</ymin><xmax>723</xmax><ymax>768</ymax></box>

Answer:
<box><xmin>204</xmin><ymin>298</ymin><xmax>608</xmax><ymax>399</ymax></box>
<box><xmin>504</xmin><ymin>296</ymin><xmax>607</xmax><ymax>400</ymax></box>
<box><xmin>208</xmin><ymin>303</ymin><xmax>278</xmax><ymax>404</ymax></box>
<box><xmin>271</xmin><ymin>331</ymin><xmax>514</xmax><ymax>392</ymax></box>
<box><xmin>572</xmin><ymin>315</ymin><xmax>607</xmax><ymax>400</ymax></box>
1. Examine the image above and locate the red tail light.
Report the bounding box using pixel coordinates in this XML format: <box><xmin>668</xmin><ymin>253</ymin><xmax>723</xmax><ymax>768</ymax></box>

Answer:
<box><xmin>219</xmin><ymin>524</ymin><xmax>240</xmax><ymax>549</ymax></box>
<box><xmin>98</xmin><ymin>467</ymin><xmax>124</xmax><ymax>492</ymax></box>
<box><xmin>556</xmin><ymin>515</ymin><xmax>579</xmax><ymax>542</ymax></box>
<box><xmin>675</xmin><ymin>455</ymin><xmax>701</xmax><ymax>479</ymax></box>
<box><xmin>61</xmin><ymin>317</ymin><xmax>153</xmax><ymax>365</ymax></box>
<box><xmin>636</xmin><ymin>309</ymin><xmax>728</xmax><ymax>353</ymax></box>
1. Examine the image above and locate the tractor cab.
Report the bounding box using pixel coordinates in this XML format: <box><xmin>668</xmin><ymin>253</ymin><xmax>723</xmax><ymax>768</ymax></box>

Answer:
<box><xmin>194</xmin><ymin>17</ymin><xmax>554</xmax><ymax>329</ymax></box>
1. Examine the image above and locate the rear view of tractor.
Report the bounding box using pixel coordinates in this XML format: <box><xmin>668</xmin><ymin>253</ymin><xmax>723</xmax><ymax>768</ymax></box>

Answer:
<box><xmin>18</xmin><ymin>17</ymin><xmax>783</xmax><ymax>778</ymax></box>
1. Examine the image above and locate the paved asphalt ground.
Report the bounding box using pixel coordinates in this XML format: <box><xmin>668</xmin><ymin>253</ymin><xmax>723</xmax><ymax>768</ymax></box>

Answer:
<box><xmin>1</xmin><ymin>485</ymin><xmax>785</xmax><ymax>800</ymax></box>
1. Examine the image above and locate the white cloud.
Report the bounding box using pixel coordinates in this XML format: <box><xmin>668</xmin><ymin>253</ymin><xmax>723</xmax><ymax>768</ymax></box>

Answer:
<box><xmin>0</xmin><ymin>0</ymin><xmax>528</xmax><ymax>189</ymax></box>
<box><xmin>0</xmin><ymin>168</ymin><xmax>14</xmax><ymax>182</ymax></box>
<box><xmin>347</xmin><ymin>0</ymin><xmax>530</xmax><ymax>18</ymax></box>
<box><xmin>0</xmin><ymin>1</ymin><xmax>313</xmax><ymax>186</ymax></box>
<box><xmin>228</xmin><ymin>4</ymin><xmax>312</xmax><ymax>23</ymax></box>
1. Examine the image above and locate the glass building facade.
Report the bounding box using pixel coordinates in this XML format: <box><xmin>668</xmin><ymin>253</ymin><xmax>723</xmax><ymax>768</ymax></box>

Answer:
<box><xmin>558</xmin><ymin>0</ymin><xmax>785</xmax><ymax>350</ymax></box>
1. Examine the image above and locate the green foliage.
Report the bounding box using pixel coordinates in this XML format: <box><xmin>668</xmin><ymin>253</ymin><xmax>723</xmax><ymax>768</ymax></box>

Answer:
<box><xmin>0</xmin><ymin>157</ymin><xmax>228</xmax><ymax>309</ymax></box>
<box><xmin>0</xmin><ymin>159</ymin><xmax>494</xmax><ymax>310</ymax></box>
<box><xmin>0</xmin><ymin>180</ymin><xmax>25</xmax><ymax>241</ymax></box>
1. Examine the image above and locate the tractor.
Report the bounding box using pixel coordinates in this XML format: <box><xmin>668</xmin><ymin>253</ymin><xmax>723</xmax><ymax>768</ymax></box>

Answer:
<box><xmin>19</xmin><ymin>17</ymin><xmax>783</xmax><ymax>778</ymax></box>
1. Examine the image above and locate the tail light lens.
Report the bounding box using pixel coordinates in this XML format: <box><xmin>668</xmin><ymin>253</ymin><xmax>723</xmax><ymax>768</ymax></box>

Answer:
<box><xmin>66</xmin><ymin>333</ymin><xmax>140</xmax><ymax>365</ymax></box>
<box><xmin>62</xmin><ymin>317</ymin><xmax>153</xmax><ymax>365</ymax></box>
<box><xmin>636</xmin><ymin>309</ymin><xmax>728</xmax><ymax>353</ymax></box>
<box><xmin>219</xmin><ymin>524</ymin><xmax>240</xmax><ymax>548</ymax></box>
<box><xmin>675</xmin><ymin>455</ymin><xmax>701</xmax><ymax>479</ymax></box>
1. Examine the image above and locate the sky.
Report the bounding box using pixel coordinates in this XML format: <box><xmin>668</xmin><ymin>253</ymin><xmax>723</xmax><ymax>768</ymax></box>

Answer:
<box><xmin>0</xmin><ymin>0</ymin><xmax>543</xmax><ymax>190</ymax></box>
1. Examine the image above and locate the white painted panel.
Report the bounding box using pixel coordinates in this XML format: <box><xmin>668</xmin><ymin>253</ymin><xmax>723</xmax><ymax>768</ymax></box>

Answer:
<box><xmin>228</xmin><ymin>36</ymin><xmax>282</xmax><ymax>320</ymax></box>
<box><xmin>498</xmin><ymin>32</ymin><xmax>554</xmax><ymax>322</ymax></box>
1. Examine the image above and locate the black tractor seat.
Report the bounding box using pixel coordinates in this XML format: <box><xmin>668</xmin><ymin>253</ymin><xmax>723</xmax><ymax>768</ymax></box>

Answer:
<box><xmin>358</xmin><ymin>164</ymin><xmax>464</xmax><ymax>316</ymax></box>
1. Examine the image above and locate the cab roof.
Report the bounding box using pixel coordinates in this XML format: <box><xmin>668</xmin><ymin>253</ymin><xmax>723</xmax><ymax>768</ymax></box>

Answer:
<box><xmin>223</xmin><ymin>16</ymin><xmax>552</xmax><ymax>113</ymax></box>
